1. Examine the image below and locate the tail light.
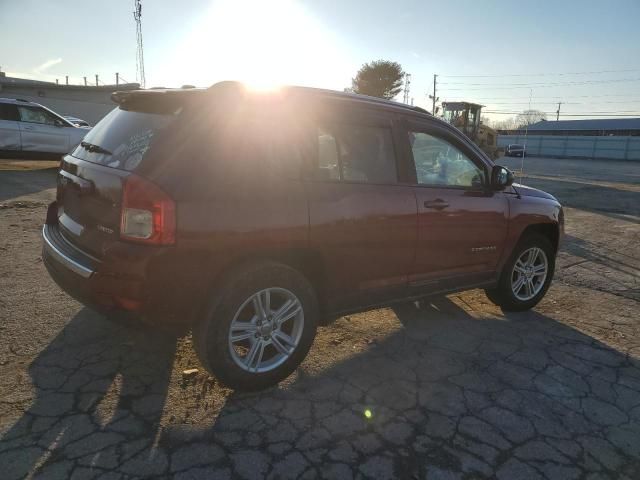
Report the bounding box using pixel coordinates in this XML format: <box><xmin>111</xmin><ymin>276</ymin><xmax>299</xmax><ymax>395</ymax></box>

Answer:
<box><xmin>120</xmin><ymin>174</ymin><xmax>176</xmax><ymax>245</ymax></box>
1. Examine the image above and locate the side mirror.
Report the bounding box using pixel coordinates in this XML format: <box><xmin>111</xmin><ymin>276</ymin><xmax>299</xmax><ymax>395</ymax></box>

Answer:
<box><xmin>491</xmin><ymin>165</ymin><xmax>514</xmax><ymax>190</ymax></box>
<box><xmin>53</xmin><ymin>119</ymin><xmax>65</xmax><ymax>127</ymax></box>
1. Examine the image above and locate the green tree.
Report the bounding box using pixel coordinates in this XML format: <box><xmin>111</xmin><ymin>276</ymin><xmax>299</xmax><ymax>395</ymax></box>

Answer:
<box><xmin>351</xmin><ymin>60</ymin><xmax>405</xmax><ymax>100</ymax></box>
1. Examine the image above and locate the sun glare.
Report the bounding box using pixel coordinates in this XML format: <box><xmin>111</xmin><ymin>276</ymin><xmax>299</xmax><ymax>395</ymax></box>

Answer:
<box><xmin>163</xmin><ymin>0</ymin><xmax>347</xmax><ymax>89</ymax></box>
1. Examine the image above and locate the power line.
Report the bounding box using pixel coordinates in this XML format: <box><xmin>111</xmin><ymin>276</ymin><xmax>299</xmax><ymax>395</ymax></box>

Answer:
<box><xmin>440</xmin><ymin>78</ymin><xmax>640</xmax><ymax>90</ymax></box>
<box><xmin>471</xmin><ymin>94</ymin><xmax>640</xmax><ymax>100</ymax></box>
<box><xmin>441</xmin><ymin>68</ymin><xmax>640</xmax><ymax>78</ymax></box>
<box><xmin>484</xmin><ymin>101</ymin><xmax>578</xmax><ymax>105</ymax></box>
<box><xmin>484</xmin><ymin>100</ymin><xmax>640</xmax><ymax>105</ymax></box>
<box><xmin>441</xmin><ymin>78</ymin><xmax>640</xmax><ymax>86</ymax></box>
<box><xmin>484</xmin><ymin>111</ymin><xmax>640</xmax><ymax>116</ymax></box>
<box><xmin>485</xmin><ymin>110</ymin><xmax>640</xmax><ymax>113</ymax></box>
<box><xmin>486</xmin><ymin>113</ymin><xmax>640</xmax><ymax>117</ymax></box>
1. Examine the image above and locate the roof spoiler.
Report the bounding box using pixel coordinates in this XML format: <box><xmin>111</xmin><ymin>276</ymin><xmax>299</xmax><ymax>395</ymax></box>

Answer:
<box><xmin>111</xmin><ymin>88</ymin><xmax>204</xmax><ymax>106</ymax></box>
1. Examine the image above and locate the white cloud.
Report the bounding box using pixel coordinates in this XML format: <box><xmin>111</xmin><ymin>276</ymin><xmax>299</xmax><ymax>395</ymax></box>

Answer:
<box><xmin>34</xmin><ymin>58</ymin><xmax>62</xmax><ymax>74</ymax></box>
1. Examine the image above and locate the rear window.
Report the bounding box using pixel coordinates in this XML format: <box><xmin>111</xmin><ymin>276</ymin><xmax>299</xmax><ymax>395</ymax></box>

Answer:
<box><xmin>71</xmin><ymin>107</ymin><xmax>179</xmax><ymax>171</ymax></box>
<box><xmin>0</xmin><ymin>103</ymin><xmax>19</xmax><ymax>121</ymax></box>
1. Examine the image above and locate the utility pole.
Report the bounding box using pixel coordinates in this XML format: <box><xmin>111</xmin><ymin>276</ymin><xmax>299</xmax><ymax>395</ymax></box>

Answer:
<box><xmin>428</xmin><ymin>74</ymin><xmax>439</xmax><ymax>115</ymax></box>
<box><xmin>55</xmin><ymin>79</ymin><xmax>59</xmax><ymax>85</ymax></box>
<box><xmin>116</xmin><ymin>72</ymin><xmax>119</xmax><ymax>86</ymax></box>
<box><xmin>83</xmin><ymin>76</ymin><xmax>87</xmax><ymax>86</ymax></box>
<box><xmin>95</xmin><ymin>74</ymin><xmax>99</xmax><ymax>86</ymax></box>
<box><xmin>556</xmin><ymin>101</ymin><xmax>563</xmax><ymax>121</ymax></box>
<box><xmin>65</xmin><ymin>75</ymin><xmax>69</xmax><ymax>85</ymax></box>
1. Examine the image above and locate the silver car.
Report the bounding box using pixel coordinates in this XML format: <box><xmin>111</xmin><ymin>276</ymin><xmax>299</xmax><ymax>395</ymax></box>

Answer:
<box><xmin>0</xmin><ymin>98</ymin><xmax>89</xmax><ymax>155</ymax></box>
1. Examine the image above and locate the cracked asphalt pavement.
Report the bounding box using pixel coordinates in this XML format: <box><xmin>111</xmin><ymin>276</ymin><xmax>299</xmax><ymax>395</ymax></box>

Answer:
<box><xmin>1</xmin><ymin>157</ymin><xmax>639</xmax><ymax>479</ymax></box>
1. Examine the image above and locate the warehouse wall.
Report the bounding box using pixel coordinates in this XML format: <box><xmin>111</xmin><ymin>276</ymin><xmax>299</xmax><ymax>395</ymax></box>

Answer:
<box><xmin>498</xmin><ymin>135</ymin><xmax>640</xmax><ymax>161</ymax></box>
<box><xmin>0</xmin><ymin>83</ymin><xmax>136</xmax><ymax>125</ymax></box>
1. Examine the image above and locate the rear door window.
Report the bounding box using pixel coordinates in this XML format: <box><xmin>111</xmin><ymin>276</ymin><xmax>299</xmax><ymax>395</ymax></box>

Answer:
<box><xmin>314</xmin><ymin>123</ymin><xmax>398</xmax><ymax>184</ymax></box>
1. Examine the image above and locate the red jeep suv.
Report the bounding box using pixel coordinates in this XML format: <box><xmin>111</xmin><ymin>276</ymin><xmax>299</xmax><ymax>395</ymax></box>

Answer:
<box><xmin>43</xmin><ymin>82</ymin><xmax>564</xmax><ymax>390</ymax></box>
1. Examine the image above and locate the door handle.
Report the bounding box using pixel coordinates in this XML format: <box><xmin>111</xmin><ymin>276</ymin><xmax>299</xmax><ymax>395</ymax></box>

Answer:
<box><xmin>22</xmin><ymin>125</ymin><xmax>35</xmax><ymax>131</ymax></box>
<box><xmin>424</xmin><ymin>199</ymin><xmax>449</xmax><ymax>210</ymax></box>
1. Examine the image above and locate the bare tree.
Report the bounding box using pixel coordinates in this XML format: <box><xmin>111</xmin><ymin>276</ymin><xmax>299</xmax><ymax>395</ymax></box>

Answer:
<box><xmin>480</xmin><ymin>115</ymin><xmax>493</xmax><ymax>127</ymax></box>
<box><xmin>515</xmin><ymin>110</ymin><xmax>547</xmax><ymax>128</ymax></box>
<box><xmin>493</xmin><ymin>117</ymin><xmax>519</xmax><ymax>130</ymax></box>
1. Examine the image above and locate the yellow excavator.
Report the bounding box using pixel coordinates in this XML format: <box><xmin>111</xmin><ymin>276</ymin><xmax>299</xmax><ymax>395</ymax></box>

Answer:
<box><xmin>441</xmin><ymin>101</ymin><xmax>500</xmax><ymax>159</ymax></box>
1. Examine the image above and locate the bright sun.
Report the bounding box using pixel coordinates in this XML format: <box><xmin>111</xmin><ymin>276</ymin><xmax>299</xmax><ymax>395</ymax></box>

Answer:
<box><xmin>162</xmin><ymin>0</ymin><xmax>348</xmax><ymax>90</ymax></box>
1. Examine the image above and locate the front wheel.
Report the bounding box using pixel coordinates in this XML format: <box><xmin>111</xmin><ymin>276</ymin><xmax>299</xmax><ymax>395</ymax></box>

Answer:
<box><xmin>193</xmin><ymin>262</ymin><xmax>318</xmax><ymax>391</ymax></box>
<box><xmin>485</xmin><ymin>234</ymin><xmax>555</xmax><ymax>311</ymax></box>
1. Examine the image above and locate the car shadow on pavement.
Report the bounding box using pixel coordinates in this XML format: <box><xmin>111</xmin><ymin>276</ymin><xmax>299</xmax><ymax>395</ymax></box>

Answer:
<box><xmin>564</xmin><ymin>234</ymin><xmax>640</xmax><ymax>275</ymax></box>
<box><xmin>164</xmin><ymin>296</ymin><xmax>640</xmax><ymax>479</ymax></box>
<box><xmin>508</xmin><ymin>176</ymin><xmax>640</xmax><ymax>223</ymax></box>
<box><xmin>560</xmin><ymin>234</ymin><xmax>640</xmax><ymax>301</ymax></box>
<box><xmin>0</xmin><ymin>308</ymin><xmax>177</xmax><ymax>479</ymax></box>
<box><xmin>2</xmin><ymin>298</ymin><xmax>640</xmax><ymax>479</ymax></box>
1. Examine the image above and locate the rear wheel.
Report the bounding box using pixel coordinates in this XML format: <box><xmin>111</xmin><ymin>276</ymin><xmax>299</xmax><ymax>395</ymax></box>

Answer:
<box><xmin>485</xmin><ymin>234</ymin><xmax>555</xmax><ymax>311</ymax></box>
<box><xmin>193</xmin><ymin>262</ymin><xmax>318</xmax><ymax>391</ymax></box>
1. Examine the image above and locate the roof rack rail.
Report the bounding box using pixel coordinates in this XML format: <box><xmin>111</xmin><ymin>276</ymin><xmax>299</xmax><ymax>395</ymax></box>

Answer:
<box><xmin>205</xmin><ymin>82</ymin><xmax>433</xmax><ymax>116</ymax></box>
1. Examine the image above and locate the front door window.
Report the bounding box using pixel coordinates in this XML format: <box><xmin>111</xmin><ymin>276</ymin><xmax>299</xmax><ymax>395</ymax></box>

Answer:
<box><xmin>17</xmin><ymin>106</ymin><xmax>59</xmax><ymax>126</ymax></box>
<box><xmin>408</xmin><ymin>131</ymin><xmax>485</xmax><ymax>188</ymax></box>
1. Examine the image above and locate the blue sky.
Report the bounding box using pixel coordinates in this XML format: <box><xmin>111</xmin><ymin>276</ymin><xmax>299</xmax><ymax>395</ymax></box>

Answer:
<box><xmin>1</xmin><ymin>0</ymin><xmax>639</xmax><ymax>120</ymax></box>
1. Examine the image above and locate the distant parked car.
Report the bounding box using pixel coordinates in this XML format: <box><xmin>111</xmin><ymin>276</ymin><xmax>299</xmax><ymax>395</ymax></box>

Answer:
<box><xmin>64</xmin><ymin>116</ymin><xmax>91</xmax><ymax>128</ymax></box>
<box><xmin>0</xmin><ymin>98</ymin><xmax>89</xmax><ymax>155</ymax></box>
<box><xmin>505</xmin><ymin>144</ymin><xmax>526</xmax><ymax>157</ymax></box>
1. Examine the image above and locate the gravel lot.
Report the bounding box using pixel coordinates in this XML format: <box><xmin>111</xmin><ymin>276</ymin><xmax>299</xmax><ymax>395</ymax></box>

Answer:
<box><xmin>1</xmin><ymin>156</ymin><xmax>639</xmax><ymax>479</ymax></box>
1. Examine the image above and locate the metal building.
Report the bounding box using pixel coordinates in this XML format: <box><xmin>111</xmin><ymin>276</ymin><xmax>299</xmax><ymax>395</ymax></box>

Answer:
<box><xmin>506</xmin><ymin>118</ymin><xmax>640</xmax><ymax>137</ymax></box>
<box><xmin>0</xmin><ymin>73</ymin><xmax>139</xmax><ymax>126</ymax></box>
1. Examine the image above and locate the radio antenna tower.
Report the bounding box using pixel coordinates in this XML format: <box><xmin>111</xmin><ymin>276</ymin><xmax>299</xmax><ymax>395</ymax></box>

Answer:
<box><xmin>403</xmin><ymin>73</ymin><xmax>411</xmax><ymax>104</ymax></box>
<box><xmin>133</xmin><ymin>0</ymin><xmax>146</xmax><ymax>88</ymax></box>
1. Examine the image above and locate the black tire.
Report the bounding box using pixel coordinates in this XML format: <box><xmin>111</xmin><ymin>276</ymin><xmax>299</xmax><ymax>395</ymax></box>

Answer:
<box><xmin>485</xmin><ymin>234</ymin><xmax>555</xmax><ymax>312</ymax></box>
<box><xmin>193</xmin><ymin>261</ymin><xmax>318</xmax><ymax>391</ymax></box>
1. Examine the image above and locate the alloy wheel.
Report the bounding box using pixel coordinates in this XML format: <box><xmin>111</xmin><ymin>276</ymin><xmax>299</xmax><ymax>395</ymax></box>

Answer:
<box><xmin>228</xmin><ymin>287</ymin><xmax>304</xmax><ymax>373</ymax></box>
<box><xmin>511</xmin><ymin>247</ymin><xmax>548</xmax><ymax>301</ymax></box>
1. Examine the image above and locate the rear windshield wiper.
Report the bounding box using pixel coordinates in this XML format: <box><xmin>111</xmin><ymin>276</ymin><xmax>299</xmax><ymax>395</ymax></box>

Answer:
<box><xmin>80</xmin><ymin>141</ymin><xmax>112</xmax><ymax>155</ymax></box>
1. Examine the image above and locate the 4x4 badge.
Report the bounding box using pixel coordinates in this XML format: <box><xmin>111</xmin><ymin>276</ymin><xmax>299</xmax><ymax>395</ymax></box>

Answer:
<box><xmin>96</xmin><ymin>225</ymin><xmax>114</xmax><ymax>235</ymax></box>
<box><xmin>471</xmin><ymin>246</ymin><xmax>496</xmax><ymax>252</ymax></box>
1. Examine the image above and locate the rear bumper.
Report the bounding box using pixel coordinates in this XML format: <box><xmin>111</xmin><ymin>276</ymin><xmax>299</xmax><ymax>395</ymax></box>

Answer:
<box><xmin>42</xmin><ymin>225</ymin><xmax>94</xmax><ymax>279</ymax></box>
<box><xmin>42</xmin><ymin>223</ymin><xmax>109</xmax><ymax>312</ymax></box>
<box><xmin>42</xmin><ymin>220</ymin><xmax>204</xmax><ymax>328</ymax></box>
